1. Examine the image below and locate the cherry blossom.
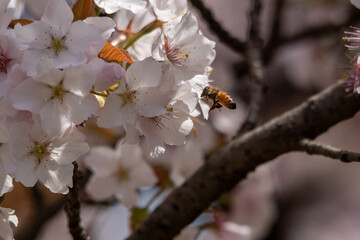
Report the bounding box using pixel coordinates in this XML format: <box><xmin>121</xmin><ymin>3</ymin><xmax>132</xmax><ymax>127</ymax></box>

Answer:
<box><xmin>8</xmin><ymin>122</ymin><xmax>89</xmax><ymax>194</ymax></box>
<box><xmin>135</xmin><ymin>102</ymin><xmax>194</xmax><ymax>158</ymax></box>
<box><xmin>10</xmin><ymin>63</ymin><xmax>99</xmax><ymax>137</ymax></box>
<box><xmin>14</xmin><ymin>0</ymin><xmax>106</xmax><ymax>76</ymax></box>
<box><xmin>97</xmin><ymin>57</ymin><xmax>169</xmax><ymax>131</ymax></box>
<box><xmin>152</xmin><ymin>13</ymin><xmax>216</xmax><ymax>83</ymax></box>
<box><xmin>85</xmin><ymin>142</ymin><xmax>157</xmax><ymax>206</ymax></box>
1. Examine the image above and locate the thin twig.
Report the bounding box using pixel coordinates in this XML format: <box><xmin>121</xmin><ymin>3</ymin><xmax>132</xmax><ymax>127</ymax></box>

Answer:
<box><xmin>238</xmin><ymin>0</ymin><xmax>265</xmax><ymax>135</ymax></box>
<box><xmin>188</xmin><ymin>0</ymin><xmax>247</xmax><ymax>55</ymax></box>
<box><xmin>297</xmin><ymin>138</ymin><xmax>360</xmax><ymax>163</ymax></box>
<box><xmin>267</xmin><ymin>0</ymin><xmax>285</xmax><ymax>49</ymax></box>
<box><xmin>128</xmin><ymin>83</ymin><xmax>360</xmax><ymax>240</ymax></box>
<box><xmin>64</xmin><ymin>162</ymin><xmax>89</xmax><ymax>240</ymax></box>
<box><xmin>234</xmin><ymin>8</ymin><xmax>360</xmax><ymax>78</ymax></box>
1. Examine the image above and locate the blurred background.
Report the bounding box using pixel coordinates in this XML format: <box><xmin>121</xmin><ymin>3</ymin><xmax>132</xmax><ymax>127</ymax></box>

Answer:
<box><xmin>5</xmin><ymin>0</ymin><xmax>360</xmax><ymax>239</ymax></box>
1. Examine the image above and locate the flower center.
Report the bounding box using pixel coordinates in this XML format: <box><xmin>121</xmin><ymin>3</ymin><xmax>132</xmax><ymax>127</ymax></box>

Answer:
<box><xmin>31</xmin><ymin>141</ymin><xmax>50</xmax><ymax>164</ymax></box>
<box><xmin>0</xmin><ymin>47</ymin><xmax>10</xmax><ymax>73</ymax></box>
<box><xmin>49</xmin><ymin>36</ymin><xmax>66</xmax><ymax>56</ymax></box>
<box><xmin>116</xmin><ymin>166</ymin><xmax>129</xmax><ymax>181</ymax></box>
<box><xmin>165</xmin><ymin>40</ymin><xmax>189</xmax><ymax>67</ymax></box>
<box><xmin>119</xmin><ymin>91</ymin><xmax>136</xmax><ymax>106</ymax></box>
<box><xmin>150</xmin><ymin>116</ymin><xmax>168</xmax><ymax>130</ymax></box>
<box><xmin>50</xmin><ymin>81</ymin><xmax>68</xmax><ymax>103</ymax></box>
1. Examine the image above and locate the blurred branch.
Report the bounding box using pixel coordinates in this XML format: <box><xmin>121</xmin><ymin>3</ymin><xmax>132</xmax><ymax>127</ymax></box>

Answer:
<box><xmin>297</xmin><ymin>138</ymin><xmax>360</xmax><ymax>163</ymax></box>
<box><xmin>267</xmin><ymin>0</ymin><xmax>284</xmax><ymax>48</ymax></box>
<box><xmin>238</xmin><ymin>0</ymin><xmax>265</xmax><ymax>135</ymax></box>
<box><xmin>64</xmin><ymin>162</ymin><xmax>89</xmax><ymax>240</ymax></box>
<box><xmin>235</xmin><ymin>8</ymin><xmax>360</xmax><ymax>78</ymax></box>
<box><xmin>128</xmin><ymin>83</ymin><xmax>360</xmax><ymax>240</ymax></box>
<box><xmin>188</xmin><ymin>0</ymin><xmax>247</xmax><ymax>55</ymax></box>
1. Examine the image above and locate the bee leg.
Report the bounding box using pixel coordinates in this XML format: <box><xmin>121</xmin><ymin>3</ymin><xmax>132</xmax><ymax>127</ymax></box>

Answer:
<box><xmin>215</xmin><ymin>102</ymin><xmax>222</xmax><ymax>111</ymax></box>
<box><xmin>209</xmin><ymin>102</ymin><xmax>217</xmax><ymax>111</ymax></box>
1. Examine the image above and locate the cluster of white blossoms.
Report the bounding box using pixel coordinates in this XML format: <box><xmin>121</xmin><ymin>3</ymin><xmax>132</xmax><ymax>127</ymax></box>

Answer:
<box><xmin>0</xmin><ymin>0</ymin><xmax>215</xmax><ymax>237</ymax></box>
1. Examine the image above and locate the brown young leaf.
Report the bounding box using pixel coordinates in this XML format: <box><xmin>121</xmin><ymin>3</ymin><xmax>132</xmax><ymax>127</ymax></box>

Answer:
<box><xmin>8</xmin><ymin>19</ymin><xmax>33</xmax><ymax>29</ymax></box>
<box><xmin>72</xmin><ymin>0</ymin><xmax>96</xmax><ymax>21</ymax></box>
<box><xmin>98</xmin><ymin>42</ymin><xmax>134</xmax><ymax>64</ymax></box>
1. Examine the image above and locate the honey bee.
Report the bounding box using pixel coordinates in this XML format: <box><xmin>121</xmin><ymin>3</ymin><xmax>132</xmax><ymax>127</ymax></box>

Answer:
<box><xmin>201</xmin><ymin>86</ymin><xmax>236</xmax><ymax>111</ymax></box>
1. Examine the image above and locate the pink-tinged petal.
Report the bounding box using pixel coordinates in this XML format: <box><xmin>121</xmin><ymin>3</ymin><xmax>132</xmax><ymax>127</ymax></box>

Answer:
<box><xmin>0</xmin><ymin>0</ymin><xmax>13</xmax><ymax>31</ymax></box>
<box><xmin>123</xmin><ymin>123</ymin><xmax>140</xmax><ymax>144</ymax></box>
<box><xmin>36</xmin><ymin>67</ymin><xmax>64</xmax><ymax>86</ymax></box>
<box><xmin>14</xmin><ymin>155</ymin><xmax>38</xmax><ymax>187</ymax></box>
<box><xmin>63</xmin><ymin>94</ymin><xmax>99</xmax><ymax>125</ymax></box>
<box><xmin>172</xmin><ymin>83</ymin><xmax>198</xmax><ymax>113</ymax></box>
<box><xmin>126</xmin><ymin>58</ymin><xmax>162</xmax><ymax>89</ymax></box>
<box><xmin>149</xmin><ymin>0</ymin><xmax>187</xmax><ymax>21</ymax></box>
<box><xmin>40</xmin><ymin>100</ymin><xmax>72</xmax><ymax>138</ymax></box>
<box><xmin>29</xmin><ymin>122</ymin><xmax>49</xmax><ymax>143</ymax></box>
<box><xmin>66</xmin><ymin>21</ymin><xmax>104</xmax><ymax>53</ymax></box>
<box><xmin>10</xmin><ymin>79</ymin><xmax>52</xmax><ymax>113</ymax></box>
<box><xmin>131</xmin><ymin>8</ymin><xmax>156</xmax><ymax>33</ymax></box>
<box><xmin>14</xmin><ymin>21</ymin><xmax>51</xmax><ymax>50</ymax></box>
<box><xmin>0</xmin><ymin>175</ymin><xmax>13</xmax><ymax>196</ymax></box>
<box><xmin>0</xmin><ymin>0</ymin><xmax>10</xmax><ymax>10</ymax></box>
<box><xmin>0</xmin><ymin>144</ymin><xmax>16</xmax><ymax>174</ymax></box>
<box><xmin>116</xmin><ymin>0</ymin><xmax>147</xmax><ymax>14</ymax></box>
<box><xmin>135</xmin><ymin>88</ymin><xmax>168</xmax><ymax>117</ymax></box>
<box><xmin>86</xmin><ymin>176</ymin><xmax>119</xmax><ymax>200</ymax></box>
<box><xmin>41</xmin><ymin>0</ymin><xmax>73</xmax><ymax>34</ymax></box>
<box><xmin>51</xmin><ymin>138</ymin><xmax>89</xmax><ymax>165</ymax></box>
<box><xmin>97</xmin><ymin>94</ymin><xmax>137</xmax><ymax>128</ymax></box>
<box><xmin>38</xmin><ymin>163</ymin><xmax>72</xmax><ymax>194</ymax></box>
<box><xmin>168</xmin><ymin>13</ymin><xmax>198</xmax><ymax>44</ymax></box>
<box><xmin>63</xmin><ymin>65</ymin><xmax>95</xmax><ymax>97</ymax></box>
<box><xmin>85</xmin><ymin>146</ymin><xmax>118</xmax><ymax>175</ymax></box>
<box><xmin>178</xmin><ymin>34</ymin><xmax>216</xmax><ymax>72</ymax></box>
<box><xmin>135</xmin><ymin>117</ymin><xmax>166</xmax><ymax>157</ymax></box>
<box><xmin>84</xmin><ymin>17</ymin><xmax>115</xmax><ymax>40</ymax></box>
<box><xmin>90</xmin><ymin>59</ymin><xmax>124</xmax><ymax>92</ymax></box>
<box><xmin>199</xmin><ymin>100</ymin><xmax>210</xmax><ymax>120</ymax></box>
<box><xmin>0</xmin><ymin>31</ymin><xmax>21</xmax><ymax>60</ymax></box>
<box><xmin>115</xmin><ymin>182</ymin><xmax>138</xmax><ymax>207</ymax></box>
<box><xmin>95</xmin><ymin>0</ymin><xmax>147</xmax><ymax>14</ymax></box>
<box><xmin>114</xmin><ymin>9</ymin><xmax>135</xmax><ymax>30</ymax></box>
<box><xmin>8</xmin><ymin>122</ymin><xmax>33</xmax><ymax>160</ymax></box>
<box><xmin>50</xmin><ymin>49</ymin><xmax>87</xmax><ymax>69</ymax></box>
<box><xmin>130</xmin><ymin>163</ymin><xmax>157</xmax><ymax>187</ymax></box>
<box><xmin>20</xmin><ymin>50</ymin><xmax>45</xmax><ymax>76</ymax></box>
<box><xmin>115</xmin><ymin>143</ymin><xmax>143</xmax><ymax>169</ymax></box>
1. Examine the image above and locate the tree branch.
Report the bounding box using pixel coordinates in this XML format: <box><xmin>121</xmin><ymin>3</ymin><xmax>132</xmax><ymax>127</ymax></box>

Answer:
<box><xmin>64</xmin><ymin>162</ymin><xmax>89</xmax><ymax>240</ymax></box>
<box><xmin>188</xmin><ymin>0</ymin><xmax>247</xmax><ymax>55</ymax></box>
<box><xmin>128</xmin><ymin>82</ymin><xmax>360</xmax><ymax>240</ymax></box>
<box><xmin>297</xmin><ymin>138</ymin><xmax>360</xmax><ymax>163</ymax></box>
